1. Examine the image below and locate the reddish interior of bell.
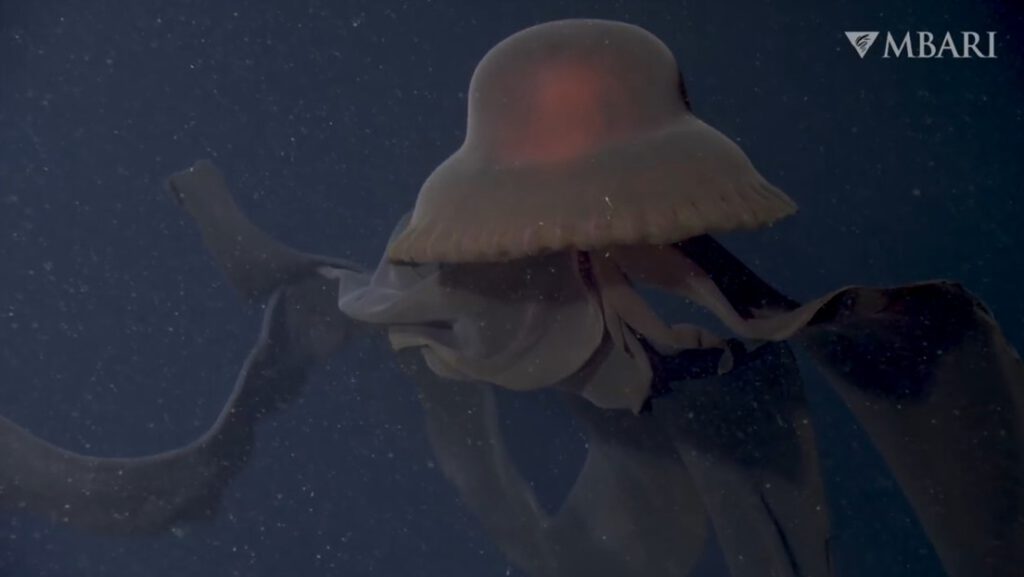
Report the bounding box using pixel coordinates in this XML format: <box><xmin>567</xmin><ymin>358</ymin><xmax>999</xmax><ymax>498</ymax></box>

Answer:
<box><xmin>493</xmin><ymin>60</ymin><xmax>637</xmax><ymax>165</ymax></box>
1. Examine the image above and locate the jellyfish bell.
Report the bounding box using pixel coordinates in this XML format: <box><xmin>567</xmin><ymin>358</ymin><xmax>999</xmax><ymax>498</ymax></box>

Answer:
<box><xmin>388</xmin><ymin>19</ymin><xmax>796</xmax><ymax>264</ymax></box>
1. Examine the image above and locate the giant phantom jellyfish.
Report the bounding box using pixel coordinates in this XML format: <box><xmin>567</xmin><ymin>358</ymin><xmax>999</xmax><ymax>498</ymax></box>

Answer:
<box><xmin>379</xmin><ymin>19</ymin><xmax>828</xmax><ymax>413</ymax></box>
<box><xmin>2</xmin><ymin>18</ymin><xmax>1022</xmax><ymax>577</ymax></box>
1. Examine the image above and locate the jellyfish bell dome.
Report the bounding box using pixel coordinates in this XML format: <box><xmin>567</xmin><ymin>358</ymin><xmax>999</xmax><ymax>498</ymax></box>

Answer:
<box><xmin>388</xmin><ymin>19</ymin><xmax>796</xmax><ymax>264</ymax></box>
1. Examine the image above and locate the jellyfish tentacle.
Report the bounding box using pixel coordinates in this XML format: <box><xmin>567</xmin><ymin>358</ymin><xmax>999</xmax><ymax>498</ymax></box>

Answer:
<box><xmin>0</xmin><ymin>274</ymin><xmax>348</xmax><ymax>534</ymax></box>
<box><xmin>0</xmin><ymin>161</ymin><xmax>360</xmax><ymax>534</ymax></box>
<box><xmin>629</xmin><ymin>237</ymin><xmax>1024</xmax><ymax>575</ymax></box>
<box><xmin>412</xmin><ymin>354</ymin><xmax>709</xmax><ymax>577</ymax></box>
<box><xmin>675</xmin><ymin>235</ymin><xmax>799</xmax><ymax>316</ymax></box>
<box><xmin>608</xmin><ymin>245</ymin><xmax>823</xmax><ymax>342</ymax></box>
<box><xmin>653</xmin><ymin>341</ymin><xmax>834</xmax><ymax>577</ymax></box>
<box><xmin>606</xmin><ymin>245</ymin><xmax>753</xmax><ymax>336</ymax></box>
<box><xmin>663</xmin><ymin>234</ymin><xmax>1024</xmax><ymax>576</ymax></box>
<box><xmin>166</xmin><ymin>160</ymin><xmax>363</xmax><ymax>302</ymax></box>
<box><xmin>795</xmin><ymin>282</ymin><xmax>1024</xmax><ymax>577</ymax></box>
<box><xmin>590</xmin><ymin>250</ymin><xmax>728</xmax><ymax>354</ymax></box>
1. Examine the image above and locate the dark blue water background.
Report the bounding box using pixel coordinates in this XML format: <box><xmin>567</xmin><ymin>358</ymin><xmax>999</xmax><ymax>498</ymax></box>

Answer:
<box><xmin>1</xmin><ymin>0</ymin><xmax>1021</xmax><ymax>575</ymax></box>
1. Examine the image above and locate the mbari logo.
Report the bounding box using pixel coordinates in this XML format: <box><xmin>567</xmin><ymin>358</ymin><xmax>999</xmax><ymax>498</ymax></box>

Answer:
<box><xmin>844</xmin><ymin>31</ymin><xmax>997</xmax><ymax>59</ymax></box>
<box><xmin>845</xmin><ymin>31</ymin><xmax>879</xmax><ymax>58</ymax></box>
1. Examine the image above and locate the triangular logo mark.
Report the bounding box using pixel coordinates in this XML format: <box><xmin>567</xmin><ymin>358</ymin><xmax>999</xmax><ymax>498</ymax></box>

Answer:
<box><xmin>845</xmin><ymin>31</ymin><xmax>879</xmax><ymax>58</ymax></box>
